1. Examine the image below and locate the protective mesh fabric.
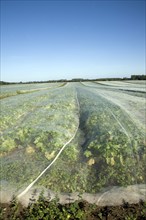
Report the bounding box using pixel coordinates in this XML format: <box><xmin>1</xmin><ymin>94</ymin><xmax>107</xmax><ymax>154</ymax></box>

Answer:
<box><xmin>0</xmin><ymin>82</ymin><xmax>146</xmax><ymax>205</ymax></box>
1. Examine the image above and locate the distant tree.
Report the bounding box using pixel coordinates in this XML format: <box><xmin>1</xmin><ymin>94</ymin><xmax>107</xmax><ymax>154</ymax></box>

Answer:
<box><xmin>131</xmin><ymin>75</ymin><xmax>146</xmax><ymax>80</ymax></box>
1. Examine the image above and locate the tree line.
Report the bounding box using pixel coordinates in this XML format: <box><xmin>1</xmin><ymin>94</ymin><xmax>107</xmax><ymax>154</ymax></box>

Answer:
<box><xmin>0</xmin><ymin>74</ymin><xmax>145</xmax><ymax>85</ymax></box>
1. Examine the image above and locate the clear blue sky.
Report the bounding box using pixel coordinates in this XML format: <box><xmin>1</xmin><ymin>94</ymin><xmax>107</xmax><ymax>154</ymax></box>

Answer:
<box><xmin>1</xmin><ymin>0</ymin><xmax>145</xmax><ymax>82</ymax></box>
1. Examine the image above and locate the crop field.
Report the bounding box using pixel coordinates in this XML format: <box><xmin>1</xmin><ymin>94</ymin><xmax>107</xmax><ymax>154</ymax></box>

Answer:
<box><xmin>0</xmin><ymin>82</ymin><xmax>64</xmax><ymax>99</ymax></box>
<box><xmin>0</xmin><ymin>81</ymin><xmax>146</xmax><ymax>205</ymax></box>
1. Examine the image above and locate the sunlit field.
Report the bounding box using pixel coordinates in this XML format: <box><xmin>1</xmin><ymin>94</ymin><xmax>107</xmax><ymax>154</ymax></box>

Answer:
<box><xmin>0</xmin><ymin>81</ymin><xmax>146</xmax><ymax>206</ymax></box>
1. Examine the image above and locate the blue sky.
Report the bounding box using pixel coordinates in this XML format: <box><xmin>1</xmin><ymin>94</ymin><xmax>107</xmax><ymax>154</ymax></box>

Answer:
<box><xmin>1</xmin><ymin>0</ymin><xmax>145</xmax><ymax>82</ymax></box>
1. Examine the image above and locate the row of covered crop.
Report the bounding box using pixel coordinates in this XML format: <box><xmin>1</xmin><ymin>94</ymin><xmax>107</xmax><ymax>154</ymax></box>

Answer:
<box><xmin>75</xmin><ymin>86</ymin><xmax>146</xmax><ymax>192</ymax></box>
<box><xmin>0</xmin><ymin>85</ymin><xmax>80</xmax><ymax>191</ymax></box>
